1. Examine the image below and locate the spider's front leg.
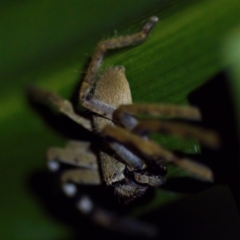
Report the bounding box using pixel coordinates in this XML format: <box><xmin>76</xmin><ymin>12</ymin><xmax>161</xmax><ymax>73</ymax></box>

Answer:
<box><xmin>79</xmin><ymin>16</ymin><xmax>159</xmax><ymax>119</ymax></box>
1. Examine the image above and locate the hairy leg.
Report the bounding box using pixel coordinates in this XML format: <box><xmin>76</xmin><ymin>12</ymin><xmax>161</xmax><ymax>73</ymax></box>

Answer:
<box><xmin>28</xmin><ymin>86</ymin><xmax>92</xmax><ymax>131</ymax></box>
<box><xmin>47</xmin><ymin>147</ymin><xmax>97</xmax><ymax>170</ymax></box>
<box><xmin>61</xmin><ymin>169</ymin><xmax>101</xmax><ymax>186</ymax></box>
<box><xmin>47</xmin><ymin>140</ymin><xmax>98</xmax><ymax>171</ymax></box>
<box><xmin>113</xmin><ymin>103</ymin><xmax>202</xmax><ymax>125</ymax></box>
<box><xmin>132</xmin><ymin>120</ymin><xmax>220</xmax><ymax>149</ymax></box>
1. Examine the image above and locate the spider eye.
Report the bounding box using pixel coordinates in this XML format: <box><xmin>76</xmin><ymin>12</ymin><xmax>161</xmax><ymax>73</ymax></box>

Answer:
<box><xmin>112</xmin><ymin>173</ymin><xmax>117</xmax><ymax>179</ymax></box>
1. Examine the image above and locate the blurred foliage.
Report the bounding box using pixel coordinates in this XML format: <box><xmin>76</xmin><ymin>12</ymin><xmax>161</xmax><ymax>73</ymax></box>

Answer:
<box><xmin>223</xmin><ymin>27</ymin><xmax>240</xmax><ymax>153</ymax></box>
<box><xmin>1</xmin><ymin>0</ymin><xmax>240</xmax><ymax>239</ymax></box>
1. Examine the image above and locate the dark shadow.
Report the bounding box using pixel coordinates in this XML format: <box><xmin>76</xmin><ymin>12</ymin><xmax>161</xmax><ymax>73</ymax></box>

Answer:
<box><xmin>143</xmin><ymin>185</ymin><xmax>240</xmax><ymax>240</ymax></box>
<box><xmin>28</xmin><ymin>169</ymin><xmax>157</xmax><ymax>240</ymax></box>
<box><xmin>188</xmin><ymin>71</ymin><xmax>240</xmax><ymax>210</ymax></box>
<box><xmin>28</xmin><ymin>170</ymin><xmax>121</xmax><ymax>240</ymax></box>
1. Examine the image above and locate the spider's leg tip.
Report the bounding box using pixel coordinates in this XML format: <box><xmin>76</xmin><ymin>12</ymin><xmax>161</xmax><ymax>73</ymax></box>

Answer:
<box><xmin>62</xmin><ymin>183</ymin><xmax>77</xmax><ymax>197</ymax></box>
<box><xmin>47</xmin><ymin>161</ymin><xmax>59</xmax><ymax>172</ymax></box>
<box><xmin>77</xmin><ymin>196</ymin><xmax>93</xmax><ymax>214</ymax></box>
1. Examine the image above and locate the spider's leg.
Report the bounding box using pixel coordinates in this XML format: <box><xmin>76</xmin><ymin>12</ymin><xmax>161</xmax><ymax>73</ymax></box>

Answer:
<box><xmin>134</xmin><ymin>172</ymin><xmax>166</xmax><ymax>187</ymax></box>
<box><xmin>47</xmin><ymin>140</ymin><xmax>98</xmax><ymax>171</ymax></box>
<box><xmin>102</xmin><ymin>125</ymin><xmax>214</xmax><ymax>182</ymax></box>
<box><xmin>113</xmin><ymin>103</ymin><xmax>202</xmax><ymax>125</ymax></box>
<box><xmin>132</xmin><ymin>120</ymin><xmax>220</xmax><ymax>149</ymax></box>
<box><xmin>52</xmin><ymin>162</ymin><xmax>100</xmax><ymax>186</ymax></box>
<box><xmin>28</xmin><ymin>86</ymin><xmax>92</xmax><ymax>131</ymax></box>
<box><xmin>47</xmin><ymin>140</ymin><xmax>100</xmax><ymax>193</ymax></box>
<box><xmin>79</xmin><ymin>16</ymin><xmax>158</xmax><ymax>119</ymax></box>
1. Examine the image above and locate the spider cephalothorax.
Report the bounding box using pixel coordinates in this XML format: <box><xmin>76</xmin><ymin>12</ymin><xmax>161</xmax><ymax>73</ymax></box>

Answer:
<box><xmin>29</xmin><ymin>16</ymin><xmax>219</xmax><ymax>237</ymax></box>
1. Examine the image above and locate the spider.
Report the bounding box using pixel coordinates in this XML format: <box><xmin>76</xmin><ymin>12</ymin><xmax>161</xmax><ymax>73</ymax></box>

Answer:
<box><xmin>29</xmin><ymin>16</ymin><xmax>219</xmax><ymax>237</ymax></box>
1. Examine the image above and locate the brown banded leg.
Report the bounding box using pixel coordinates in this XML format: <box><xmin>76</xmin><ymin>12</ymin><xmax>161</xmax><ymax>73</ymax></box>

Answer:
<box><xmin>61</xmin><ymin>169</ymin><xmax>100</xmax><ymax>185</ymax></box>
<box><xmin>113</xmin><ymin>103</ymin><xmax>202</xmax><ymax>126</ymax></box>
<box><xmin>61</xmin><ymin>169</ymin><xmax>101</xmax><ymax>197</ymax></box>
<box><xmin>47</xmin><ymin>140</ymin><xmax>98</xmax><ymax>171</ymax></box>
<box><xmin>79</xmin><ymin>16</ymin><xmax>159</xmax><ymax>119</ymax></box>
<box><xmin>28</xmin><ymin>86</ymin><xmax>92</xmax><ymax>131</ymax></box>
<box><xmin>132</xmin><ymin>120</ymin><xmax>220</xmax><ymax>149</ymax></box>
<box><xmin>46</xmin><ymin>140</ymin><xmax>100</xmax><ymax>196</ymax></box>
<box><xmin>102</xmin><ymin>125</ymin><xmax>214</xmax><ymax>182</ymax></box>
